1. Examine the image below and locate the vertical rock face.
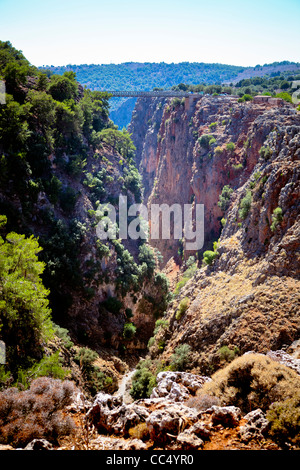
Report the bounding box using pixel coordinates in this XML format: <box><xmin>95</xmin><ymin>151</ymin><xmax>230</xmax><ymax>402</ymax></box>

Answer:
<box><xmin>129</xmin><ymin>95</ymin><xmax>300</xmax><ymax>372</ymax></box>
<box><xmin>129</xmin><ymin>95</ymin><xmax>299</xmax><ymax>266</ymax></box>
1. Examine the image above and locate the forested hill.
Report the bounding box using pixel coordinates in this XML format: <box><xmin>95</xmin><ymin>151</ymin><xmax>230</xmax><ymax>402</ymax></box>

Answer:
<box><xmin>39</xmin><ymin>62</ymin><xmax>245</xmax><ymax>92</ymax></box>
<box><xmin>40</xmin><ymin>61</ymin><xmax>300</xmax><ymax>129</ymax></box>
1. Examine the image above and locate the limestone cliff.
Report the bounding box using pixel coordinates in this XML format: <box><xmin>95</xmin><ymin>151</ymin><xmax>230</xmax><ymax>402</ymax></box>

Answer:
<box><xmin>129</xmin><ymin>94</ymin><xmax>300</xmax><ymax>374</ymax></box>
<box><xmin>130</xmin><ymin>95</ymin><xmax>298</xmax><ymax>266</ymax></box>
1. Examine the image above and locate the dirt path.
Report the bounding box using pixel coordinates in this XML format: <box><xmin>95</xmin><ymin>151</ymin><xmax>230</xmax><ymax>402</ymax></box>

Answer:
<box><xmin>115</xmin><ymin>369</ymin><xmax>136</xmax><ymax>404</ymax></box>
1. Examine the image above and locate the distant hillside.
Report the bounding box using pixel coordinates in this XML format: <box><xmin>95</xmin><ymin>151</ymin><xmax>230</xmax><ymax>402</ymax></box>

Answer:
<box><xmin>226</xmin><ymin>61</ymin><xmax>300</xmax><ymax>84</ymax></box>
<box><xmin>39</xmin><ymin>62</ymin><xmax>245</xmax><ymax>92</ymax></box>
<box><xmin>40</xmin><ymin>61</ymin><xmax>300</xmax><ymax>128</ymax></box>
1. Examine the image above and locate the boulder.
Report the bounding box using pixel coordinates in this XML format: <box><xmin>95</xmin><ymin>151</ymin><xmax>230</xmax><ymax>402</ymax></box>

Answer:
<box><xmin>177</xmin><ymin>430</ymin><xmax>204</xmax><ymax>450</ymax></box>
<box><xmin>146</xmin><ymin>402</ymin><xmax>199</xmax><ymax>444</ymax></box>
<box><xmin>206</xmin><ymin>405</ymin><xmax>242</xmax><ymax>427</ymax></box>
<box><xmin>24</xmin><ymin>439</ymin><xmax>53</xmax><ymax>450</ymax></box>
<box><xmin>267</xmin><ymin>350</ymin><xmax>300</xmax><ymax>375</ymax></box>
<box><xmin>239</xmin><ymin>409</ymin><xmax>269</xmax><ymax>442</ymax></box>
<box><xmin>190</xmin><ymin>420</ymin><xmax>212</xmax><ymax>440</ymax></box>
<box><xmin>0</xmin><ymin>444</ymin><xmax>14</xmax><ymax>451</ymax></box>
<box><xmin>150</xmin><ymin>371</ymin><xmax>211</xmax><ymax>401</ymax></box>
<box><xmin>87</xmin><ymin>392</ymin><xmax>149</xmax><ymax>436</ymax></box>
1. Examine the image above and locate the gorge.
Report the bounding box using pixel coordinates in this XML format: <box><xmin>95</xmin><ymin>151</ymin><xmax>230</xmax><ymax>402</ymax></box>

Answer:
<box><xmin>0</xmin><ymin>41</ymin><xmax>299</xmax><ymax>450</ymax></box>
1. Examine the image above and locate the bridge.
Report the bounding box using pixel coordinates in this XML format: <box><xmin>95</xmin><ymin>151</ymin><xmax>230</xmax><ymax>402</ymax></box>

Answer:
<box><xmin>105</xmin><ymin>90</ymin><xmax>203</xmax><ymax>98</ymax></box>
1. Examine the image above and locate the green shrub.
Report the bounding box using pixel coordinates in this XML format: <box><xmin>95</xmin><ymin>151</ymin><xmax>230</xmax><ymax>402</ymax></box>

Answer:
<box><xmin>275</xmin><ymin>92</ymin><xmax>292</xmax><ymax>103</ymax></box>
<box><xmin>59</xmin><ymin>186</ymin><xmax>78</xmax><ymax>213</ymax></box>
<box><xmin>123</xmin><ymin>322</ymin><xmax>137</xmax><ymax>340</ymax></box>
<box><xmin>198</xmin><ymin>134</ymin><xmax>213</xmax><ymax>149</ymax></box>
<box><xmin>218</xmin><ymin>345</ymin><xmax>239</xmax><ymax>363</ymax></box>
<box><xmin>232</xmin><ymin>163</ymin><xmax>243</xmax><ymax>171</ymax></box>
<box><xmin>203</xmin><ymin>250</ymin><xmax>218</xmax><ymax>266</ymax></box>
<box><xmin>238</xmin><ymin>190</ymin><xmax>252</xmax><ymax>220</ymax></box>
<box><xmin>170</xmin><ymin>344</ymin><xmax>191</xmax><ymax>371</ymax></box>
<box><xmin>226</xmin><ymin>141</ymin><xmax>235</xmax><ymax>152</ymax></box>
<box><xmin>267</xmin><ymin>392</ymin><xmax>300</xmax><ymax>447</ymax></box>
<box><xmin>101</xmin><ymin>297</ymin><xmax>123</xmax><ymax>314</ymax></box>
<box><xmin>130</xmin><ymin>362</ymin><xmax>157</xmax><ymax>399</ymax></box>
<box><xmin>259</xmin><ymin>145</ymin><xmax>273</xmax><ymax>160</ymax></box>
<box><xmin>53</xmin><ymin>324</ymin><xmax>74</xmax><ymax>349</ymax></box>
<box><xmin>153</xmin><ymin>318</ymin><xmax>169</xmax><ymax>335</ymax></box>
<box><xmin>214</xmin><ymin>146</ymin><xmax>223</xmax><ymax>155</ymax></box>
<box><xmin>174</xmin><ymin>256</ymin><xmax>197</xmax><ymax>295</ymax></box>
<box><xmin>74</xmin><ymin>347</ymin><xmax>110</xmax><ymax>395</ymax></box>
<box><xmin>0</xmin><ymin>222</ymin><xmax>54</xmax><ymax>375</ymax></box>
<box><xmin>238</xmin><ymin>94</ymin><xmax>253</xmax><ymax>102</ymax></box>
<box><xmin>175</xmin><ymin>297</ymin><xmax>190</xmax><ymax>320</ymax></box>
<box><xmin>218</xmin><ymin>185</ymin><xmax>233</xmax><ymax>212</ymax></box>
<box><xmin>271</xmin><ymin>207</ymin><xmax>283</xmax><ymax>232</ymax></box>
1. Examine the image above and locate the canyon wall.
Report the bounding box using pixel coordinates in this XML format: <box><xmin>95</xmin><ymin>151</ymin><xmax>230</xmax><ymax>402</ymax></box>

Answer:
<box><xmin>129</xmin><ymin>94</ymin><xmax>300</xmax><ymax>373</ymax></box>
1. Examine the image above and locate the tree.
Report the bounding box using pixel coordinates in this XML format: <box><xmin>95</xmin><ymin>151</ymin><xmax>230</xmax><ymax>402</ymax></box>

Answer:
<box><xmin>48</xmin><ymin>71</ymin><xmax>78</xmax><ymax>102</ymax></box>
<box><xmin>218</xmin><ymin>185</ymin><xmax>233</xmax><ymax>212</ymax></box>
<box><xmin>0</xmin><ymin>217</ymin><xmax>53</xmax><ymax>373</ymax></box>
<box><xmin>275</xmin><ymin>92</ymin><xmax>292</xmax><ymax>103</ymax></box>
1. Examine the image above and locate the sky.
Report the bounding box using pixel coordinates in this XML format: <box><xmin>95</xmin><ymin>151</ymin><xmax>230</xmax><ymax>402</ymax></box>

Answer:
<box><xmin>0</xmin><ymin>0</ymin><xmax>299</xmax><ymax>67</ymax></box>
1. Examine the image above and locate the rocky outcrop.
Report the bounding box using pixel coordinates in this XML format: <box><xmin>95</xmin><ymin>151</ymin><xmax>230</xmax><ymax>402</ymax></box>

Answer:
<box><xmin>150</xmin><ymin>371</ymin><xmax>211</xmax><ymax>401</ymax></box>
<box><xmin>239</xmin><ymin>409</ymin><xmax>269</xmax><ymax>442</ymax></box>
<box><xmin>83</xmin><ymin>363</ymin><xmax>285</xmax><ymax>450</ymax></box>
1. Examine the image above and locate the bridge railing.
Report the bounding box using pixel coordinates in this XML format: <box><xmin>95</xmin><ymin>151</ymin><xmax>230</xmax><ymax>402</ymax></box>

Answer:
<box><xmin>105</xmin><ymin>90</ymin><xmax>203</xmax><ymax>98</ymax></box>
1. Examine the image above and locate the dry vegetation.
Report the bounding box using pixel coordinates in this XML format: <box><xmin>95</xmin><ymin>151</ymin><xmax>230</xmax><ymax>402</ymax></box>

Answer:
<box><xmin>0</xmin><ymin>377</ymin><xmax>77</xmax><ymax>448</ymax></box>
<box><xmin>199</xmin><ymin>353</ymin><xmax>300</xmax><ymax>413</ymax></box>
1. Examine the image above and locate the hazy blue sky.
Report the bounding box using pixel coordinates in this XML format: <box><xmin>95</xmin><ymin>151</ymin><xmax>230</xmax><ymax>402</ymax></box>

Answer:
<box><xmin>0</xmin><ymin>0</ymin><xmax>299</xmax><ymax>66</ymax></box>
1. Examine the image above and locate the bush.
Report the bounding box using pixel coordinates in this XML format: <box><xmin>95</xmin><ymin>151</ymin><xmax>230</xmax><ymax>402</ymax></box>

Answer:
<box><xmin>198</xmin><ymin>134</ymin><xmax>213</xmax><ymax>149</ymax></box>
<box><xmin>0</xmin><ymin>222</ymin><xmax>54</xmax><ymax>375</ymax></box>
<box><xmin>0</xmin><ymin>377</ymin><xmax>77</xmax><ymax>447</ymax></box>
<box><xmin>203</xmin><ymin>250</ymin><xmax>218</xmax><ymax>266</ymax></box>
<box><xmin>169</xmin><ymin>344</ymin><xmax>191</xmax><ymax>371</ymax></box>
<box><xmin>129</xmin><ymin>422</ymin><xmax>150</xmax><ymax>441</ymax></box>
<box><xmin>226</xmin><ymin>142</ymin><xmax>235</xmax><ymax>152</ymax></box>
<box><xmin>153</xmin><ymin>318</ymin><xmax>169</xmax><ymax>335</ymax></box>
<box><xmin>101</xmin><ymin>297</ymin><xmax>123</xmax><ymax>314</ymax></box>
<box><xmin>267</xmin><ymin>392</ymin><xmax>300</xmax><ymax>447</ymax></box>
<box><xmin>53</xmin><ymin>324</ymin><xmax>74</xmax><ymax>349</ymax></box>
<box><xmin>271</xmin><ymin>207</ymin><xmax>283</xmax><ymax>232</ymax></box>
<box><xmin>186</xmin><ymin>394</ymin><xmax>220</xmax><ymax>412</ymax></box>
<box><xmin>238</xmin><ymin>190</ymin><xmax>252</xmax><ymax>220</ymax></box>
<box><xmin>218</xmin><ymin>345</ymin><xmax>239</xmax><ymax>363</ymax></box>
<box><xmin>174</xmin><ymin>257</ymin><xmax>197</xmax><ymax>295</ymax></box>
<box><xmin>75</xmin><ymin>347</ymin><xmax>110</xmax><ymax>395</ymax></box>
<box><xmin>275</xmin><ymin>92</ymin><xmax>292</xmax><ymax>103</ymax></box>
<box><xmin>259</xmin><ymin>145</ymin><xmax>273</xmax><ymax>160</ymax></box>
<box><xmin>200</xmin><ymin>353</ymin><xmax>300</xmax><ymax>414</ymax></box>
<box><xmin>214</xmin><ymin>146</ymin><xmax>223</xmax><ymax>155</ymax></box>
<box><xmin>130</xmin><ymin>363</ymin><xmax>157</xmax><ymax>399</ymax></box>
<box><xmin>123</xmin><ymin>322</ymin><xmax>137</xmax><ymax>340</ymax></box>
<box><xmin>218</xmin><ymin>185</ymin><xmax>233</xmax><ymax>212</ymax></box>
<box><xmin>175</xmin><ymin>297</ymin><xmax>190</xmax><ymax>320</ymax></box>
<box><xmin>59</xmin><ymin>186</ymin><xmax>78</xmax><ymax>213</ymax></box>
<box><xmin>238</xmin><ymin>94</ymin><xmax>253</xmax><ymax>102</ymax></box>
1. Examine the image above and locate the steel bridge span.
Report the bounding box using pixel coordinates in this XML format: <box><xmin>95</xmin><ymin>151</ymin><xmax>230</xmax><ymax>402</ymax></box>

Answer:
<box><xmin>105</xmin><ymin>90</ymin><xmax>203</xmax><ymax>98</ymax></box>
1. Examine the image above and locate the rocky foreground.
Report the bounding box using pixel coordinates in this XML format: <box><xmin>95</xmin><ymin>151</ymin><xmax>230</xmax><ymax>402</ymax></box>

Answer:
<box><xmin>1</xmin><ymin>349</ymin><xmax>297</xmax><ymax>451</ymax></box>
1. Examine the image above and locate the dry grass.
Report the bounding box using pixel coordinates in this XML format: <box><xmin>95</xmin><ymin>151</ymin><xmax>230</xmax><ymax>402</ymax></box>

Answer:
<box><xmin>199</xmin><ymin>353</ymin><xmax>300</xmax><ymax>413</ymax></box>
